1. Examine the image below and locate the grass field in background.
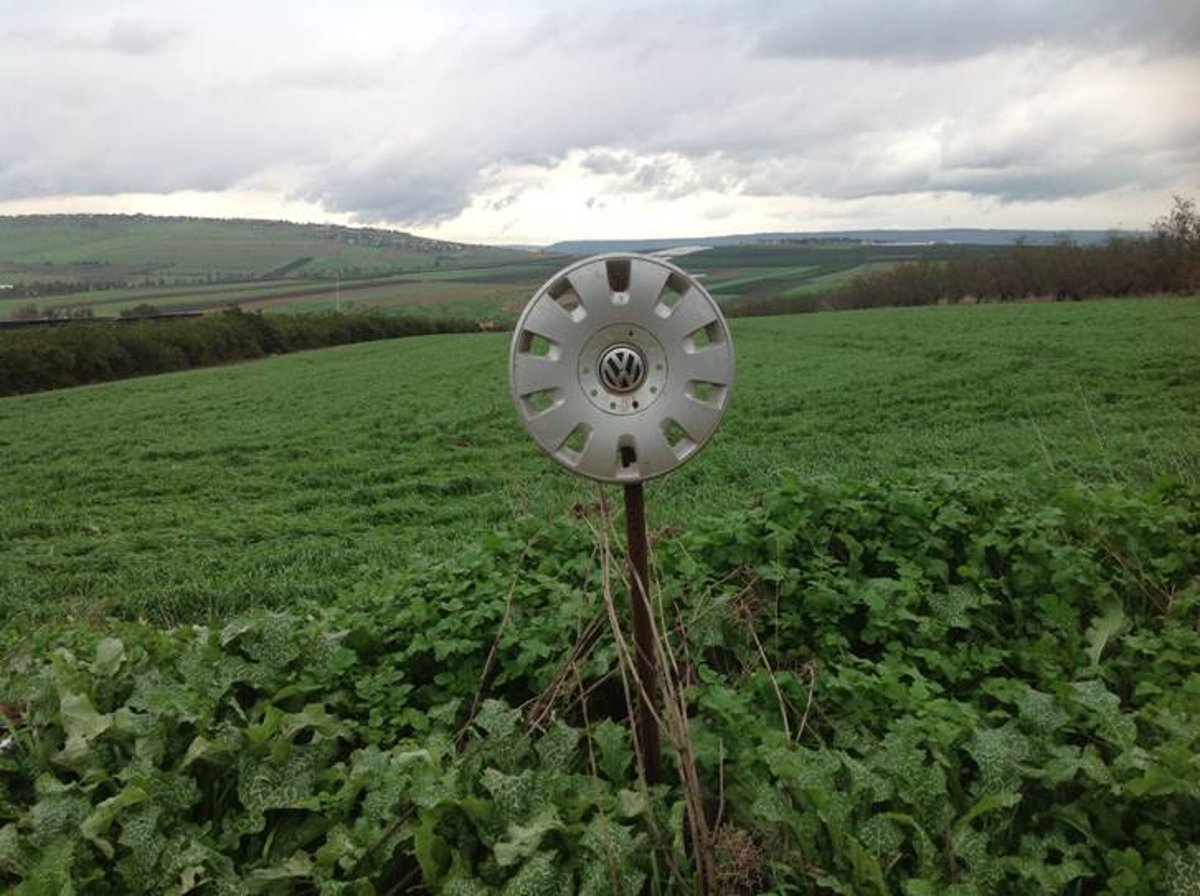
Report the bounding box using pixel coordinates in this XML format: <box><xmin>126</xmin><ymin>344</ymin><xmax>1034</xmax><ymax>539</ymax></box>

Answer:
<box><xmin>2</xmin><ymin>296</ymin><xmax>1196</xmax><ymax>630</ymax></box>
<box><xmin>0</xmin><ymin>215</ymin><xmax>522</xmax><ymax>281</ymax></box>
<box><xmin>3</xmin><ymin>218</ymin><xmax>991</xmax><ymax>322</ymax></box>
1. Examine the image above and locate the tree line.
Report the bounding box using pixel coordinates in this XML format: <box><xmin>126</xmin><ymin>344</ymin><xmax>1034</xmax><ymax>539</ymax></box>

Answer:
<box><xmin>732</xmin><ymin>195</ymin><xmax>1200</xmax><ymax>316</ymax></box>
<box><xmin>0</xmin><ymin>279</ymin><xmax>131</xmax><ymax>300</ymax></box>
<box><xmin>0</xmin><ymin>309</ymin><xmax>476</xmax><ymax>396</ymax></box>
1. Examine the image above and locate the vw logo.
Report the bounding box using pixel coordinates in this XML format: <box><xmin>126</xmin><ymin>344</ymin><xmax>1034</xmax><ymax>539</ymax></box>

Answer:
<box><xmin>598</xmin><ymin>344</ymin><xmax>647</xmax><ymax>394</ymax></box>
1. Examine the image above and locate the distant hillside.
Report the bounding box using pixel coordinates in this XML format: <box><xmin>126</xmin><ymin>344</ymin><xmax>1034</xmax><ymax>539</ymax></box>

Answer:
<box><xmin>0</xmin><ymin>214</ymin><xmax>526</xmax><ymax>287</ymax></box>
<box><xmin>548</xmin><ymin>228</ymin><xmax>1146</xmax><ymax>254</ymax></box>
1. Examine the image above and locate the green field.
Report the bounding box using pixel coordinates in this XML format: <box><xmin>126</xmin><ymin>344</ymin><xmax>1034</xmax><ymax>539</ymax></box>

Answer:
<box><xmin>0</xmin><ymin>214</ymin><xmax>560</xmax><ymax>322</ymax></box>
<box><xmin>2</xmin><ymin>216</ymin><xmax>1005</xmax><ymax>324</ymax></box>
<box><xmin>1</xmin><ymin>269</ymin><xmax>551</xmax><ymax>320</ymax></box>
<box><xmin>2</xmin><ymin>296</ymin><xmax>1198</xmax><ymax>894</ymax></box>
<box><xmin>3</xmin><ymin>297</ymin><xmax>1196</xmax><ymax>628</ymax></box>
<box><xmin>0</xmin><ymin>215</ymin><xmax>523</xmax><ymax>281</ymax></box>
<box><xmin>681</xmin><ymin>242</ymin><xmax>985</xmax><ymax>311</ymax></box>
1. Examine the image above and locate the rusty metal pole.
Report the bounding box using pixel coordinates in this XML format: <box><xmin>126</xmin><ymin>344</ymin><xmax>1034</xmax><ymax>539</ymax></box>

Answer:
<box><xmin>624</xmin><ymin>482</ymin><xmax>661</xmax><ymax>783</ymax></box>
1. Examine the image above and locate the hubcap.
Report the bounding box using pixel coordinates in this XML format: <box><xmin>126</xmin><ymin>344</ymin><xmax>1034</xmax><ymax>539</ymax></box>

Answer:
<box><xmin>509</xmin><ymin>253</ymin><xmax>734</xmax><ymax>483</ymax></box>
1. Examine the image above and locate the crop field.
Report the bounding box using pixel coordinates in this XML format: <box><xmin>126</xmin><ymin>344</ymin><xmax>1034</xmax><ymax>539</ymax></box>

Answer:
<box><xmin>241</xmin><ymin>279</ymin><xmax>535</xmax><ymax>318</ymax></box>
<box><xmin>2</xmin><ymin>271</ymin><xmax>535</xmax><ymax>319</ymax></box>
<box><xmin>0</xmin><ymin>215</ymin><xmax>558</xmax><ymax>323</ymax></box>
<box><xmin>3</xmin><ymin>217</ymin><xmax>991</xmax><ymax>325</ymax></box>
<box><xmin>2</xmin><ymin>260</ymin><xmax>571</xmax><ymax>321</ymax></box>
<box><xmin>0</xmin><ymin>216</ymin><xmax>522</xmax><ymax>283</ymax></box>
<box><xmin>675</xmin><ymin>243</ymin><xmax>984</xmax><ymax>311</ymax></box>
<box><xmin>3</xmin><ymin>296</ymin><xmax>1196</xmax><ymax>627</ymax></box>
<box><xmin>1</xmin><ymin>296</ymin><xmax>1198</xmax><ymax>892</ymax></box>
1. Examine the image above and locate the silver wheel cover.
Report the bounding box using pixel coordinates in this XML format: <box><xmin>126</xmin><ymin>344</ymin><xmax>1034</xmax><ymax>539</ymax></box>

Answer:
<box><xmin>509</xmin><ymin>253</ymin><xmax>734</xmax><ymax>483</ymax></box>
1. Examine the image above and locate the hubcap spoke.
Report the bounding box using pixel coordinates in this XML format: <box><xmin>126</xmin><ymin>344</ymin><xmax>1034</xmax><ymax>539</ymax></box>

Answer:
<box><xmin>513</xmin><ymin>355</ymin><xmax>565</xmax><ymax>396</ymax></box>
<box><xmin>636</xmin><ymin>428</ymin><xmax>681</xmax><ymax>471</ymax></box>
<box><xmin>578</xmin><ymin>427</ymin><xmax>619</xmax><ymax>478</ymax></box>
<box><xmin>659</xmin><ymin>288</ymin><xmax>718</xmax><ymax>342</ymax></box>
<box><xmin>568</xmin><ymin>265</ymin><xmax>615</xmax><ymax>312</ymax></box>
<box><xmin>672</xmin><ymin>397</ymin><xmax>722</xmax><ymax>442</ymax></box>
<box><xmin>527</xmin><ymin>403</ymin><xmax>579</xmax><ymax>450</ymax></box>
<box><xmin>629</xmin><ymin>257</ymin><xmax>671</xmax><ymax>309</ymax></box>
<box><xmin>522</xmin><ymin>299</ymin><xmax>577</xmax><ymax>348</ymax></box>
<box><xmin>678</xmin><ymin>347</ymin><xmax>730</xmax><ymax>385</ymax></box>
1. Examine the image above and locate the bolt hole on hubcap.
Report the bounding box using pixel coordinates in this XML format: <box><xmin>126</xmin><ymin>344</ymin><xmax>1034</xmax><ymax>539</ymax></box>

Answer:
<box><xmin>509</xmin><ymin>253</ymin><xmax>734</xmax><ymax>483</ymax></box>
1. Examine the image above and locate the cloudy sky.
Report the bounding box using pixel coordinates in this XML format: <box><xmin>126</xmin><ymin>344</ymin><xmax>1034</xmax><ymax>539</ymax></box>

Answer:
<box><xmin>1</xmin><ymin>0</ymin><xmax>1197</xmax><ymax>245</ymax></box>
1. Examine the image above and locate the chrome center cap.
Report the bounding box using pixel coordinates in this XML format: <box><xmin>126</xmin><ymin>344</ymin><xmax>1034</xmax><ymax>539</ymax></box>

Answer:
<box><xmin>598</xmin><ymin>344</ymin><xmax>647</xmax><ymax>394</ymax></box>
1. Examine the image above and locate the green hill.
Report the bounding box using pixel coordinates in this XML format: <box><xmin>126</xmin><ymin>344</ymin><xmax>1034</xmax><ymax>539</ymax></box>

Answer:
<box><xmin>0</xmin><ymin>214</ymin><xmax>561</xmax><ymax>320</ymax></box>
<box><xmin>0</xmin><ymin>214</ymin><xmax>527</xmax><ymax>286</ymax></box>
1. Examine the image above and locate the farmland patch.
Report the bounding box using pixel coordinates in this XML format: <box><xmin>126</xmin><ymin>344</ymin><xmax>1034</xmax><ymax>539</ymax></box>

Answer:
<box><xmin>2</xmin><ymin>297</ymin><xmax>1196</xmax><ymax>629</ymax></box>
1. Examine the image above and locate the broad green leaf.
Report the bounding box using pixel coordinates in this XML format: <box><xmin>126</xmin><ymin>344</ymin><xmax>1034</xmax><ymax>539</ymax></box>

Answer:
<box><xmin>967</xmin><ymin>725</ymin><xmax>1030</xmax><ymax>794</ymax></box>
<box><xmin>534</xmin><ymin>718</ymin><xmax>580</xmax><ymax>770</ymax></box>
<box><xmin>93</xmin><ymin>637</ymin><xmax>126</xmax><ymax>676</ymax></box>
<box><xmin>615</xmin><ymin>789</ymin><xmax>647</xmax><ymax>819</ymax></box>
<box><xmin>219</xmin><ymin>617</ymin><xmax>255</xmax><ymax>646</ymax></box>
<box><xmin>0</xmin><ymin>824</ymin><xmax>21</xmax><ymax>873</ymax></box>
<box><xmin>1069</xmin><ymin>680</ymin><xmax>1137</xmax><ymax>750</ymax></box>
<box><xmin>244</xmin><ymin>851</ymin><xmax>314</xmax><ymax>890</ymax></box>
<box><xmin>878</xmin><ymin>812</ymin><xmax>939</xmax><ymax>879</ymax></box>
<box><xmin>182</xmin><ymin>734</ymin><xmax>229</xmax><ymax>768</ymax></box>
<box><xmin>60</xmin><ymin>691</ymin><xmax>110</xmax><ymax>740</ymax></box>
<box><xmin>23</xmin><ymin>838</ymin><xmax>76</xmax><ymax>894</ymax></box>
<box><xmin>58</xmin><ymin>691</ymin><xmax>112</xmax><ymax>765</ymax></box>
<box><xmin>859</xmin><ymin>815</ymin><xmax>904</xmax><ymax>855</ymax></box>
<box><xmin>443</xmin><ymin>868</ymin><xmax>492</xmax><ymax>896</ymax></box>
<box><xmin>1165</xmin><ymin>845</ymin><xmax>1200</xmax><ymax>896</ymax></box>
<box><xmin>956</xmin><ymin>791</ymin><xmax>1022</xmax><ymax>830</ymax></box>
<box><xmin>903</xmin><ymin>880</ymin><xmax>937</xmax><ymax>896</ymax></box>
<box><xmin>501</xmin><ymin>852</ymin><xmax>560</xmax><ymax>896</ymax></box>
<box><xmin>482</xmin><ymin>768</ymin><xmax>548</xmax><ymax>826</ymax></box>
<box><xmin>413</xmin><ymin>809</ymin><xmax>451</xmax><ymax>885</ymax></box>
<box><xmin>31</xmin><ymin>777</ymin><xmax>91</xmax><ymax>839</ymax></box>
<box><xmin>1015</xmin><ymin>686</ymin><xmax>1069</xmax><ymax>734</ymax></box>
<box><xmin>1085</xmin><ymin>602</ymin><xmax>1127</xmax><ymax>667</ymax></box>
<box><xmin>81</xmin><ymin>785</ymin><xmax>149</xmax><ymax>859</ymax></box>
<box><xmin>494</xmin><ymin>807</ymin><xmax>563</xmax><ymax>867</ymax></box>
<box><xmin>591</xmin><ymin>719</ymin><xmax>630</xmax><ymax>783</ymax></box>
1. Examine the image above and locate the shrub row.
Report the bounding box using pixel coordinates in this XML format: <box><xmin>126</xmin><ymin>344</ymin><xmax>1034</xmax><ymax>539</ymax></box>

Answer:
<box><xmin>731</xmin><ymin>195</ymin><xmax>1200</xmax><ymax>317</ymax></box>
<box><xmin>820</xmin><ymin>231</ymin><xmax>1197</xmax><ymax>311</ymax></box>
<box><xmin>0</xmin><ymin>310</ymin><xmax>477</xmax><ymax>396</ymax></box>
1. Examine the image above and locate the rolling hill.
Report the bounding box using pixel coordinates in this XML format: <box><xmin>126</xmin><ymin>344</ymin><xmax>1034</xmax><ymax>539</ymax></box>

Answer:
<box><xmin>0</xmin><ymin>214</ymin><xmax>530</xmax><ymax>286</ymax></box>
<box><xmin>0</xmin><ymin>214</ymin><xmax>561</xmax><ymax>320</ymax></box>
<box><xmin>547</xmin><ymin>228</ymin><xmax>1144</xmax><ymax>254</ymax></box>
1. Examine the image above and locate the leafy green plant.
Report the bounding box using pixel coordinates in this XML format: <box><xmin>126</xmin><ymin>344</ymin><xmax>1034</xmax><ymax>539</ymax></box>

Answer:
<box><xmin>1</xmin><ymin>475</ymin><xmax>1197</xmax><ymax>892</ymax></box>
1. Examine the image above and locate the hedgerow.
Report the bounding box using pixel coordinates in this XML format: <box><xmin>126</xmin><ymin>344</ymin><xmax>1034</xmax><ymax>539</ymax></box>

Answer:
<box><xmin>1</xmin><ymin>475</ymin><xmax>1197</xmax><ymax>893</ymax></box>
<box><xmin>0</xmin><ymin>310</ymin><xmax>477</xmax><ymax>396</ymax></box>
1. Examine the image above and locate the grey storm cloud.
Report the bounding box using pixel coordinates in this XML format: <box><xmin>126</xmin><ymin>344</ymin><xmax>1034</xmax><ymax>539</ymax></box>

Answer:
<box><xmin>580</xmin><ymin>151</ymin><xmax>639</xmax><ymax>177</ymax></box>
<box><xmin>86</xmin><ymin>19</ymin><xmax>183</xmax><ymax>55</ymax></box>
<box><xmin>0</xmin><ymin>1</ymin><xmax>1196</xmax><ymax>228</ymax></box>
<box><xmin>733</xmin><ymin>122</ymin><xmax>1197</xmax><ymax>206</ymax></box>
<box><xmin>4</xmin><ymin>16</ymin><xmax>181</xmax><ymax>57</ymax></box>
<box><xmin>756</xmin><ymin>0</ymin><xmax>1200</xmax><ymax>63</ymax></box>
<box><xmin>301</xmin><ymin>157</ymin><xmax>480</xmax><ymax>226</ymax></box>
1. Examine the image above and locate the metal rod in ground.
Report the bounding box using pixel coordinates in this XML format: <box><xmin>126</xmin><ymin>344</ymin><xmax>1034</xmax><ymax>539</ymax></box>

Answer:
<box><xmin>623</xmin><ymin>482</ymin><xmax>661</xmax><ymax>783</ymax></box>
